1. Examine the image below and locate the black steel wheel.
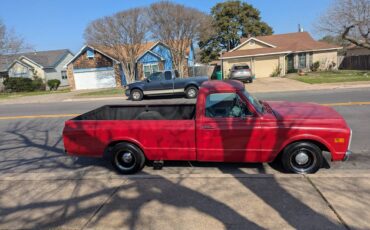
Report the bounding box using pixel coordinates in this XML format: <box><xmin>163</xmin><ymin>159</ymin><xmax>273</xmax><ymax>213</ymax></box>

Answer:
<box><xmin>111</xmin><ymin>142</ymin><xmax>145</xmax><ymax>174</ymax></box>
<box><xmin>281</xmin><ymin>142</ymin><xmax>323</xmax><ymax>174</ymax></box>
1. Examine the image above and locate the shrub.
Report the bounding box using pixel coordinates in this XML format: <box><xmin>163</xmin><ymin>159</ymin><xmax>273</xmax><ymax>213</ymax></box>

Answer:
<box><xmin>287</xmin><ymin>68</ymin><xmax>298</xmax><ymax>74</ymax></box>
<box><xmin>3</xmin><ymin>77</ymin><xmax>34</xmax><ymax>92</ymax></box>
<box><xmin>47</xmin><ymin>79</ymin><xmax>61</xmax><ymax>90</ymax></box>
<box><xmin>32</xmin><ymin>78</ymin><xmax>46</xmax><ymax>91</ymax></box>
<box><xmin>310</xmin><ymin>61</ymin><xmax>320</xmax><ymax>72</ymax></box>
<box><xmin>270</xmin><ymin>65</ymin><xmax>282</xmax><ymax>77</ymax></box>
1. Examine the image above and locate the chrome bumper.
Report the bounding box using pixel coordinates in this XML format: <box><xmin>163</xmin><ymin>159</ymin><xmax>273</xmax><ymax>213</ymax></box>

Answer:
<box><xmin>343</xmin><ymin>150</ymin><xmax>352</xmax><ymax>161</ymax></box>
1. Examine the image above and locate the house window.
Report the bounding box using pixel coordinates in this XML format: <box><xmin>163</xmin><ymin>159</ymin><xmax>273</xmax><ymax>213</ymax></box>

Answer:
<box><xmin>298</xmin><ymin>53</ymin><xmax>306</xmax><ymax>68</ymax></box>
<box><xmin>143</xmin><ymin>63</ymin><xmax>159</xmax><ymax>78</ymax></box>
<box><xmin>61</xmin><ymin>70</ymin><xmax>67</xmax><ymax>80</ymax></box>
<box><xmin>86</xmin><ymin>49</ymin><xmax>94</xmax><ymax>59</ymax></box>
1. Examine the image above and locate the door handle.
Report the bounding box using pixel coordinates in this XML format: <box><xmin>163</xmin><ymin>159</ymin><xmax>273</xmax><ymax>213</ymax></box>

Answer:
<box><xmin>202</xmin><ymin>125</ymin><xmax>215</xmax><ymax>130</ymax></box>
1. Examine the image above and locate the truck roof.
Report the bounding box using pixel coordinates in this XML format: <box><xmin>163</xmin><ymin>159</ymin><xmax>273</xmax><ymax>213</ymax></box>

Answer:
<box><xmin>201</xmin><ymin>80</ymin><xmax>245</xmax><ymax>92</ymax></box>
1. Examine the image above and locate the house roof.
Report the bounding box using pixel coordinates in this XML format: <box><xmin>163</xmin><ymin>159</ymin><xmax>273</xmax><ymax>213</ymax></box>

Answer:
<box><xmin>0</xmin><ymin>49</ymin><xmax>72</xmax><ymax>72</ymax></box>
<box><xmin>222</xmin><ymin>32</ymin><xmax>341</xmax><ymax>59</ymax></box>
<box><xmin>66</xmin><ymin>40</ymin><xmax>192</xmax><ymax>67</ymax></box>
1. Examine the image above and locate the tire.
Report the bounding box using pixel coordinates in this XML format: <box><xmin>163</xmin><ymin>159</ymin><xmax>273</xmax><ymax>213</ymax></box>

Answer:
<box><xmin>185</xmin><ymin>86</ymin><xmax>198</xmax><ymax>99</ymax></box>
<box><xmin>281</xmin><ymin>142</ymin><xmax>323</xmax><ymax>174</ymax></box>
<box><xmin>111</xmin><ymin>142</ymin><xmax>145</xmax><ymax>174</ymax></box>
<box><xmin>248</xmin><ymin>79</ymin><xmax>253</xmax><ymax>83</ymax></box>
<box><xmin>131</xmin><ymin>89</ymin><xmax>143</xmax><ymax>101</ymax></box>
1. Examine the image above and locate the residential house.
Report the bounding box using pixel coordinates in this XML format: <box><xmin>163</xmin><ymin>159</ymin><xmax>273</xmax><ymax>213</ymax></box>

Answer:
<box><xmin>0</xmin><ymin>49</ymin><xmax>74</xmax><ymax>87</ymax></box>
<box><xmin>220</xmin><ymin>32</ymin><xmax>341</xmax><ymax>78</ymax></box>
<box><xmin>66</xmin><ymin>41</ymin><xmax>195</xmax><ymax>90</ymax></box>
<box><xmin>345</xmin><ymin>45</ymin><xmax>370</xmax><ymax>56</ymax></box>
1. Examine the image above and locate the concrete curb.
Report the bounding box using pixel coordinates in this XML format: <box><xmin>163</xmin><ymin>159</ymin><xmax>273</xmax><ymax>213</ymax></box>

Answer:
<box><xmin>1</xmin><ymin>171</ymin><xmax>370</xmax><ymax>181</ymax></box>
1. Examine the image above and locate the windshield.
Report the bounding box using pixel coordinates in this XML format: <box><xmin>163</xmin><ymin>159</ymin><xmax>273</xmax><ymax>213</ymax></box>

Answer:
<box><xmin>243</xmin><ymin>91</ymin><xmax>264</xmax><ymax>113</ymax></box>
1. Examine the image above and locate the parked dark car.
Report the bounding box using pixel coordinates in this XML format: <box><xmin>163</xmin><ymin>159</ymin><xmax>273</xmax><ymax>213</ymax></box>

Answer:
<box><xmin>125</xmin><ymin>70</ymin><xmax>209</xmax><ymax>101</ymax></box>
<box><xmin>229</xmin><ymin>65</ymin><xmax>254</xmax><ymax>83</ymax></box>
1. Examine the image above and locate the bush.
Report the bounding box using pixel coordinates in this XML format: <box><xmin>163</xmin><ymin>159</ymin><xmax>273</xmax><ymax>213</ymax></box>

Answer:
<box><xmin>310</xmin><ymin>61</ymin><xmax>320</xmax><ymax>72</ymax></box>
<box><xmin>47</xmin><ymin>79</ymin><xmax>61</xmax><ymax>90</ymax></box>
<box><xmin>3</xmin><ymin>77</ymin><xmax>35</xmax><ymax>92</ymax></box>
<box><xmin>270</xmin><ymin>65</ymin><xmax>282</xmax><ymax>77</ymax></box>
<box><xmin>32</xmin><ymin>78</ymin><xmax>46</xmax><ymax>91</ymax></box>
<box><xmin>287</xmin><ymin>68</ymin><xmax>298</xmax><ymax>74</ymax></box>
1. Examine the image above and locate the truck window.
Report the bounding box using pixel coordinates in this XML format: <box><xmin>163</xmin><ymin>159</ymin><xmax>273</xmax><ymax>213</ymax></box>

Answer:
<box><xmin>164</xmin><ymin>71</ymin><xmax>172</xmax><ymax>80</ymax></box>
<box><xmin>149</xmin><ymin>72</ymin><xmax>163</xmax><ymax>81</ymax></box>
<box><xmin>205</xmin><ymin>93</ymin><xmax>251</xmax><ymax>118</ymax></box>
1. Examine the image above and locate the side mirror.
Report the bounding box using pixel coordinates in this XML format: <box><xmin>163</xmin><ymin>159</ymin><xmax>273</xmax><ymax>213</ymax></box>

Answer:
<box><xmin>145</xmin><ymin>77</ymin><xmax>150</xmax><ymax>82</ymax></box>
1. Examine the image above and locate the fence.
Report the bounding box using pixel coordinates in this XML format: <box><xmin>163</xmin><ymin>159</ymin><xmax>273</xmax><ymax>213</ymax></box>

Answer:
<box><xmin>188</xmin><ymin>65</ymin><xmax>215</xmax><ymax>78</ymax></box>
<box><xmin>339</xmin><ymin>55</ymin><xmax>370</xmax><ymax>70</ymax></box>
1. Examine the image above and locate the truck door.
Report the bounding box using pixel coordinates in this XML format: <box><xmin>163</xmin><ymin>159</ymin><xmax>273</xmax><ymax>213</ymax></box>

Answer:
<box><xmin>196</xmin><ymin>92</ymin><xmax>262</xmax><ymax>162</ymax></box>
<box><xmin>144</xmin><ymin>72</ymin><xmax>163</xmax><ymax>95</ymax></box>
<box><xmin>161</xmin><ymin>71</ymin><xmax>175</xmax><ymax>94</ymax></box>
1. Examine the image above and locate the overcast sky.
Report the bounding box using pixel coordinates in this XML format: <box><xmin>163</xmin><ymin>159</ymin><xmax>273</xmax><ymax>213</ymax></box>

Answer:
<box><xmin>0</xmin><ymin>0</ymin><xmax>333</xmax><ymax>53</ymax></box>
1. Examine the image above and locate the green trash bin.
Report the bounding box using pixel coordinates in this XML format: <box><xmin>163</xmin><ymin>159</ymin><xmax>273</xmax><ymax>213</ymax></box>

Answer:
<box><xmin>215</xmin><ymin>71</ymin><xmax>222</xmax><ymax>80</ymax></box>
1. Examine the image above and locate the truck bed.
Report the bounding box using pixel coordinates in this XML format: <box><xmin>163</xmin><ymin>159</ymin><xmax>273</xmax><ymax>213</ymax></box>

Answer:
<box><xmin>74</xmin><ymin>104</ymin><xmax>196</xmax><ymax>120</ymax></box>
<box><xmin>63</xmin><ymin>103</ymin><xmax>197</xmax><ymax>160</ymax></box>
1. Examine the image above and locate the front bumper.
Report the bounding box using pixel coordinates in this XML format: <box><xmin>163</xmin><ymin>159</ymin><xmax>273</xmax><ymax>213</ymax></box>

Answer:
<box><xmin>125</xmin><ymin>89</ymin><xmax>130</xmax><ymax>97</ymax></box>
<box><xmin>343</xmin><ymin>150</ymin><xmax>352</xmax><ymax>161</ymax></box>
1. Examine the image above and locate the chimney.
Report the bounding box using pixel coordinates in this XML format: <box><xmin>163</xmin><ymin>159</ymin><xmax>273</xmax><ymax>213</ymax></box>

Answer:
<box><xmin>298</xmin><ymin>24</ymin><xmax>304</xmax><ymax>32</ymax></box>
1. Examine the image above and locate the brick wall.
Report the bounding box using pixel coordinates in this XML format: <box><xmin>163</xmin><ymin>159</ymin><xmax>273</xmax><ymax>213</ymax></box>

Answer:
<box><xmin>66</xmin><ymin>64</ymin><xmax>75</xmax><ymax>90</ymax></box>
<box><xmin>73</xmin><ymin>50</ymin><xmax>113</xmax><ymax>69</ymax></box>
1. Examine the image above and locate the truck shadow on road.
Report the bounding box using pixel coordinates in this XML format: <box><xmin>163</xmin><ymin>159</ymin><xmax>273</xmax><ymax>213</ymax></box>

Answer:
<box><xmin>0</xmin><ymin>114</ymin><xmax>343</xmax><ymax>229</ymax></box>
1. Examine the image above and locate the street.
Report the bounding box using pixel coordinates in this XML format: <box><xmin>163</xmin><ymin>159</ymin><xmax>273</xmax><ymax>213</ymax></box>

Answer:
<box><xmin>0</xmin><ymin>87</ymin><xmax>370</xmax><ymax>229</ymax></box>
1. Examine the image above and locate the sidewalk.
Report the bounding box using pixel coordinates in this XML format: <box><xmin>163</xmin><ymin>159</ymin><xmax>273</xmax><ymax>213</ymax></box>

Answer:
<box><xmin>1</xmin><ymin>78</ymin><xmax>370</xmax><ymax>105</ymax></box>
<box><xmin>0</xmin><ymin>173</ymin><xmax>368</xmax><ymax>229</ymax></box>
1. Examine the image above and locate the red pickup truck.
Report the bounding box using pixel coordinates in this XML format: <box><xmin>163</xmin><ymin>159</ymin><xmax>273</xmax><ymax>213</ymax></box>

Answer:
<box><xmin>63</xmin><ymin>80</ymin><xmax>352</xmax><ymax>174</ymax></box>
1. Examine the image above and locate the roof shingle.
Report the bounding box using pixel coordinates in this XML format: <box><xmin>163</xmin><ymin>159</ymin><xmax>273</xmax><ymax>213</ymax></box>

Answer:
<box><xmin>223</xmin><ymin>32</ymin><xmax>341</xmax><ymax>59</ymax></box>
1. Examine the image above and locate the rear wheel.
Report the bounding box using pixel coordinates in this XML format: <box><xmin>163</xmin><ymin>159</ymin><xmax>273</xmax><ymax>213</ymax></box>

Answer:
<box><xmin>131</xmin><ymin>89</ymin><xmax>143</xmax><ymax>101</ymax></box>
<box><xmin>281</xmin><ymin>142</ymin><xmax>323</xmax><ymax>174</ymax></box>
<box><xmin>185</xmin><ymin>86</ymin><xmax>198</xmax><ymax>99</ymax></box>
<box><xmin>111</xmin><ymin>142</ymin><xmax>145</xmax><ymax>174</ymax></box>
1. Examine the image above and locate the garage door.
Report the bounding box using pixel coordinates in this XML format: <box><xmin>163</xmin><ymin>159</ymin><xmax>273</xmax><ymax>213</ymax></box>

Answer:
<box><xmin>254</xmin><ymin>56</ymin><xmax>279</xmax><ymax>78</ymax></box>
<box><xmin>74</xmin><ymin>69</ymin><xmax>116</xmax><ymax>90</ymax></box>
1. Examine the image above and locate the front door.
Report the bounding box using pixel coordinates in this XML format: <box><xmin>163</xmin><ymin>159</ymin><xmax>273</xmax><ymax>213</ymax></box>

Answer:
<box><xmin>196</xmin><ymin>92</ymin><xmax>262</xmax><ymax>162</ymax></box>
<box><xmin>286</xmin><ymin>54</ymin><xmax>294</xmax><ymax>72</ymax></box>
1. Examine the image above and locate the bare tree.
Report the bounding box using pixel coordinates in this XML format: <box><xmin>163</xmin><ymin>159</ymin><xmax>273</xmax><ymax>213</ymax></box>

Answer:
<box><xmin>317</xmin><ymin>0</ymin><xmax>370</xmax><ymax>49</ymax></box>
<box><xmin>0</xmin><ymin>20</ymin><xmax>28</xmax><ymax>56</ymax></box>
<box><xmin>148</xmin><ymin>1</ymin><xmax>210</xmax><ymax>76</ymax></box>
<box><xmin>85</xmin><ymin>8</ymin><xmax>148</xmax><ymax>83</ymax></box>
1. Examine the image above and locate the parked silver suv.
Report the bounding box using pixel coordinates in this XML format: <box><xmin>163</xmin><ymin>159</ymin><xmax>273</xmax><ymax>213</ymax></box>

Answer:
<box><xmin>229</xmin><ymin>65</ymin><xmax>253</xmax><ymax>83</ymax></box>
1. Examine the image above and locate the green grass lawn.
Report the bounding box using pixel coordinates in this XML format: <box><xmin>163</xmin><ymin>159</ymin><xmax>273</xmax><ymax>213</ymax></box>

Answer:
<box><xmin>0</xmin><ymin>89</ymin><xmax>71</xmax><ymax>100</ymax></box>
<box><xmin>290</xmin><ymin>70</ymin><xmax>370</xmax><ymax>84</ymax></box>
<box><xmin>75</xmin><ymin>88</ymin><xmax>125</xmax><ymax>97</ymax></box>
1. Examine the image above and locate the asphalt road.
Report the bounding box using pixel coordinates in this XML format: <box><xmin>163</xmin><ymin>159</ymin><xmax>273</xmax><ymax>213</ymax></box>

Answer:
<box><xmin>0</xmin><ymin>87</ymin><xmax>369</xmax><ymax>175</ymax></box>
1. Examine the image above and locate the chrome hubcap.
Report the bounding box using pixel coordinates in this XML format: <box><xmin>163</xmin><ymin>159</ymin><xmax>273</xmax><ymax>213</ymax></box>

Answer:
<box><xmin>122</xmin><ymin>152</ymin><xmax>133</xmax><ymax>163</ymax></box>
<box><xmin>295</xmin><ymin>152</ymin><xmax>309</xmax><ymax>165</ymax></box>
<box><xmin>188</xmin><ymin>89</ymin><xmax>196</xmax><ymax>97</ymax></box>
<box><xmin>132</xmin><ymin>92</ymin><xmax>140</xmax><ymax>99</ymax></box>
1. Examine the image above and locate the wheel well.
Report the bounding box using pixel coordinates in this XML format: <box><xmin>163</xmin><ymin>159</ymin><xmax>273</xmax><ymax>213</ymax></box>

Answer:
<box><xmin>130</xmin><ymin>88</ymin><xmax>142</xmax><ymax>93</ymax></box>
<box><xmin>103</xmin><ymin>140</ymin><xmax>145</xmax><ymax>159</ymax></box>
<box><xmin>185</xmin><ymin>84</ymin><xmax>198</xmax><ymax>91</ymax></box>
<box><xmin>276</xmin><ymin>139</ymin><xmax>330</xmax><ymax>159</ymax></box>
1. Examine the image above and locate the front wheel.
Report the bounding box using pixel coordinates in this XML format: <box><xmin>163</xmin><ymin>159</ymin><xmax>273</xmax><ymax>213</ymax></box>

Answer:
<box><xmin>111</xmin><ymin>142</ymin><xmax>145</xmax><ymax>174</ymax></box>
<box><xmin>131</xmin><ymin>89</ymin><xmax>143</xmax><ymax>101</ymax></box>
<box><xmin>185</xmin><ymin>86</ymin><xmax>198</xmax><ymax>99</ymax></box>
<box><xmin>281</xmin><ymin>142</ymin><xmax>323</xmax><ymax>174</ymax></box>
